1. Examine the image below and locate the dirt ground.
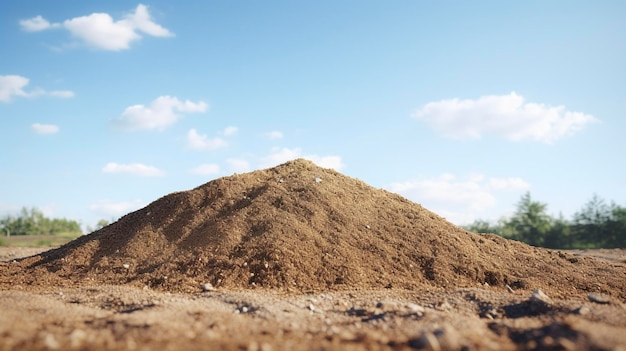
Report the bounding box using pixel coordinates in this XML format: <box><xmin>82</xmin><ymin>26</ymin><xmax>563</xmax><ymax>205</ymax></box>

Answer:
<box><xmin>1</xmin><ymin>246</ymin><xmax>625</xmax><ymax>351</ymax></box>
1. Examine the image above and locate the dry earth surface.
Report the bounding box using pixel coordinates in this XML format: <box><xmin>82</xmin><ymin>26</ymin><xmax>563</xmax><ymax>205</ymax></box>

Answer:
<box><xmin>1</xmin><ymin>160</ymin><xmax>625</xmax><ymax>351</ymax></box>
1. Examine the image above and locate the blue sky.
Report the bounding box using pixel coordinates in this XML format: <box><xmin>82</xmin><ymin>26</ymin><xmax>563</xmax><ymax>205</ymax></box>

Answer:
<box><xmin>1</xmin><ymin>1</ymin><xmax>625</xmax><ymax>229</ymax></box>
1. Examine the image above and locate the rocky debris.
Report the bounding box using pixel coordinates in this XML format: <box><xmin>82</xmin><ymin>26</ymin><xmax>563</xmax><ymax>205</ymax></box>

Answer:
<box><xmin>575</xmin><ymin>305</ymin><xmax>591</xmax><ymax>315</ymax></box>
<box><xmin>507</xmin><ymin>322</ymin><xmax>588</xmax><ymax>351</ymax></box>
<box><xmin>587</xmin><ymin>293</ymin><xmax>611</xmax><ymax>304</ymax></box>
<box><xmin>529</xmin><ymin>289</ymin><xmax>553</xmax><ymax>314</ymax></box>
<box><xmin>200</xmin><ymin>283</ymin><xmax>216</xmax><ymax>292</ymax></box>
<box><xmin>408</xmin><ymin>325</ymin><xmax>467</xmax><ymax>351</ymax></box>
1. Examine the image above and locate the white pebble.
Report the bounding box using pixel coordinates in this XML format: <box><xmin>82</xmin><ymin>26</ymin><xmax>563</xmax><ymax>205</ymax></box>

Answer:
<box><xmin>200</xmin><ymin>283</ymin><xmax>216</xmax><ymax>292</ymax></box>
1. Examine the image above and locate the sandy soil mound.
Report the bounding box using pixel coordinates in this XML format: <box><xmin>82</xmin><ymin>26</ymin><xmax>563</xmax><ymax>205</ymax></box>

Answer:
<box><xmin>1</xmin><ymin>159</ymin><xmax>624</xmax><ymax>298</ymax></box>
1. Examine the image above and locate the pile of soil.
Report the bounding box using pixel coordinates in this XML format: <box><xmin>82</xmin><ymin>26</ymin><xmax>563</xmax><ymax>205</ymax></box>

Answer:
<box><xmin>1</xmin><ymin>159</ymin><xmax>624</xmax><ymax>299</ymax></box>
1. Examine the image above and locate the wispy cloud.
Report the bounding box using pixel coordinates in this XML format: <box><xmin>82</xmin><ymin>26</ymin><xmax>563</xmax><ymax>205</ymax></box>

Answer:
<box><xmin>187</xmin><ymin>129</ymin><xmax>227</xmax><ymax>150</ymax></box>
<box><xmin>102</xmin><ymin>162</ymin><xmax>165</xmax><ymax>176</ymax></box>
<box><xmin>112</xmin><ymin>96</ymin><xmax>207</xmax><ymax>131</ymax></box>
<box><xmin>31</xmin><ymin>123</ymin><xmax>60</xmax><ymax>134</ymax></box>
<box><xmin>387</xmin><ymin>173</ymin><xmax>531</xmax><ymax>225</ymax></box>
<box><xmin>0</xmin><ymin>75</ymin><xmax>74</xmax><ymax>103</ymax></box>
<box><xmin>189</xmin><ymin>163</ymin><xmax>220</xmax><ymax>175</ymax></box>
<box><xmin>19</xmin><ymin>15</ymin><xmax>60</xmax><ymax>32</ymax></box>
<box><xmin>187</xmin><ymin>126</ymin><xmax>238</xmax><ymax>150</ymax></box>
<box><xmin>413</xmin><ymin>92</ymin><xmax>598</xmax><ymax>143</ymax></box>
<box><xmin>20</xmin><ymin>4</ymin><xmax>173</xmax><ymax>51</ymax></box>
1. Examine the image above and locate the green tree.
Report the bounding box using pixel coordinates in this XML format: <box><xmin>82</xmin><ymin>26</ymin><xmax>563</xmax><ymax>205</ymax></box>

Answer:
<box><xmin>95</xmin><ymin>219</ymin><xmax>110</xmax><ymax>231</ymax></box>
<box><xmin>543</xmin><ymin>214</ymin><xmax>571</xmax><ymax>249</ymax></box>
<box><xmin>0</xmin><ymin>207</ymin><xmax>82</xmax><ymax>236</ymax></box>
<box><xmin>607</xmin><ymin>204</ymin><xmax>626</xmax><ymax>247</ymax></box>
<box><xmin>464</xmin><ymin>219</ymin><xmax>501</xmax><ymax>235</ymax></box>
<box><xmin>573</xmin><ymin>194</ymin><xmax>612</xmax><ymax>248</ymax></box>
<box><xmin>504</xmin><ymin>192</ymin><xmax>552</xmax><ymax>247</ymax></box>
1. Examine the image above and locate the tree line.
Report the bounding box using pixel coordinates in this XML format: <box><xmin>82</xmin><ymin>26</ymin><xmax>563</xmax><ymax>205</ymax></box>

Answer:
<box><xmin>0</xmin><ymin>207</ymin><xmax>82</xmax><ymax>236</ymax></box>
<box><xmin>464</xmin><ymin>192</ymin><xmax>626</xmax><ymax>249</ymax></box>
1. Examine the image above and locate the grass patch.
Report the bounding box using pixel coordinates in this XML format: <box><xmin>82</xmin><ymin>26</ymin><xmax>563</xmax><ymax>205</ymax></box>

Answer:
<box><xmin>3</xmin><ymin>233</ymin><xmax>82</xmax><ymax>247</ymax></box>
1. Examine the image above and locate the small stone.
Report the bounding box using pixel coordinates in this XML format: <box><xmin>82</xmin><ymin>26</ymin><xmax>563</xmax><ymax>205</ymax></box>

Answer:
<box><xmin>529</xmin><ymin>288</ymin><xmax>553</xmax><ymax>314</ymax></box>
<box><xmin>43</xmin><ymin>334</ymin><xmax>60</xmax><ymax>350</ymax></box>
<box><xmin>434</xmin><ymin>326</ymin><xmax>463</xmax><ymax>350</ymax></box>
<box><xmin>122</xmin><ymin>264</ymin><xmax>130</xmax><ymax>269</ymax></box>
<box><xmin>200</xmin><ymin>283</ymin><xmax>216</xmax><ymax>292</ymax></box>
<box><xmin>308</xmin><ymin>303</ymin><xmax>315</xmax><ymax>311</ymax></box>
<box><xmin>588</xmin><ymin>293</ymin><xmax>611</xmax><ymax>304</ymax></box>
<box><xmin>408</xmin><ymin>332</ymin><xmax>441</xmax><ymax>351</ymax></box>
<box><xmin>365</xmin><ymin>225</ymin><xmax>371</xmax><ymax>229</ymax></box>
<box><xmin>557</xmin><ymin>337</ymin><xmax>578</xmax><ymax>350</ymax></box>
<box><xmin>406</xmin><ymin>303</ymin><xmax>425</xmax><ymax>314</ymax></box>
<box><xmin>437</xmin><ymin>301</ymin><xmax>452</xmax><ymax>311</ymax></box>
<box><xmin>531</xmin><ymin>289</ymin><xmax>552</xmax><ymax>304</ymax></box>
<box><xmin>315</xmin><ymin>177</ymin><xmax>322</xmax><ymax>183</ymax></box>
<box><xmin>69</xmin><ymin>329</ymin><xmax>87</xmax><ymax>348</ymax></box>
<box><xmin>575</xmin><ymin>305</ymin><xmax>591</xmax><ymax>315</ymax></box>
<box><xmin>247</xmin><ymin>341</ymin><xmax>259</xmax><ymax>351</ymax></box>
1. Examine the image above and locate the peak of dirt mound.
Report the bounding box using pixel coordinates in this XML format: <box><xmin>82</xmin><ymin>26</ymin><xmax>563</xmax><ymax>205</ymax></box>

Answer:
<box><xmin>2</xmin><ymin>159</ymin><xmax>625</xmax><ymax>298</ymax></box>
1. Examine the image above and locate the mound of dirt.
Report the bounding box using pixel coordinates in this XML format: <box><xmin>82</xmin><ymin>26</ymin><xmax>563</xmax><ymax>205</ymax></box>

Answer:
<box><xmin>1</xmin><ymin>159</ymin><xmax>624</xmax><ymax>298</ymax></box>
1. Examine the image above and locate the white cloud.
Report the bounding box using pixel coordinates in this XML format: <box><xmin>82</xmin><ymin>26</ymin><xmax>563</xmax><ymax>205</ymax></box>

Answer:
<box><xmin>19</xmin><ymin>15</ymin><xmax>59</xmax><ymax>32</ymax></box>
<box><xmin>227</xmin><ymin>158</ymin><xmax>251</xmax><ymax>173</ymax></box>
<box><xmin>413</xmin><ymin>92</ymin><xmax>599</xmax><ymax>143</ymax></box>
<box><xmin>187</xmin><ymin>129</ymin><xmax>227</xmax><ymax>150</ymax></box>
<box><xmin>0</xmin><ymin>75</ymin><xmax>74</xmax><ymax>103</ymax></box>
<box><xmin>21</xmin><ymin>4</ymin><xmax>173</xmax><ymax>51</ymax></box>
<box><xmin>124</xmin><ymin>4</ymin><xmax>172</xmax><ymax>37</ymax></box>
<box><xmin>189</xmin><ymin>163</ymin><xmax>221</xmax><ymax>175</ymax></box>
<box><xmin>90</xmin><ymin>199</ymin><xmax>144</xmax><ymax>217</ymax></box>
<box><xmin>31</xmin><ymin>123</ymin><xmax>60</xmax><ymax>134</ymax></box>
<box><xmin>223</xmin><ymin>126</ymin><xmax>238</xmax><ymax>136</ymax></box>
<box><xmin>387</xmin><ymin>173</ymin><xmax>531</xmax><ymax>225</ymax></box>
<box><xmin>265</xmin><ymin>131</ymin><xmax>283</xmax><ymax>140</ymax></box>
<box><xmin>258</xmin><ymin>147</ymin><xmax>345</xmax><ymax>170</ymax></box>
<box><xmin>102</xmin><ymin>162</ymin><xmax>165</xmax><ymax>176</ymax></box>
<box><xmin>0</xmin><ymin>75</ymin><xmax>29</xmax><ymax>102</ymax></box>
<box><xmin>112</xmin><ymin>96</ymin><xmax>208</xmax><ymax>131</ymax></box>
